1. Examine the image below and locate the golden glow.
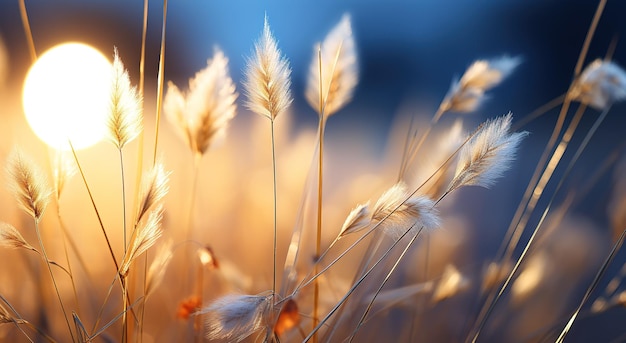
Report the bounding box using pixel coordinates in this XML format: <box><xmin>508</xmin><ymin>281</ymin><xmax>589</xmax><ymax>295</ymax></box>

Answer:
<box><xmin>23</xmin><ymin>43</ymin><xmax>112</xmax><ymax>150</ymax></box>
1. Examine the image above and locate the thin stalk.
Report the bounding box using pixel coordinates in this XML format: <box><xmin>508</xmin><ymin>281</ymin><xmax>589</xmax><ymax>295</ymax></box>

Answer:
<box><xmin>398</xmin><ymin>108</ymin><xmax>444</xmax><ymax>181</ymax></box>
<box><xmin>152</xmin><ymin>0</ymin><xmax>168</xmax><ymax>165</ymax></box>
<box><xmin>69</xmin><ymin>140</ymin><xmax>119</xmax><ymax>272</ymax></box>
<box><xmin>185</xmin><ymin>153</ymin><xmax>202</xmax><ymax>242</ymax></box>
<box><xmin>136</xmin><ymin>3</ymin><xmax>149</xmax><ymax>340</ymax></box>
<box><xmin>348</xmin><ymin>225</ymin><xmax>425</xmax><ymax>342</ymax></box>
<box><xmin>303</xmin><ymin>221</ymin><xmax>420</xmax><ymax>342</ymax></box>
<box><xmin>270</xmin><ymin>119</ymin><xmax>278</xmax><ymax>303</ymax></box>
<box><xmin>312</xmin><ymin>47</ymin><xmax>325</xmax><ymax>343</ymax></box>
<box><xmin>122</xmin><ymin>275</ymin><xmax>129</xmax><ymax>343</ymax></box>
<box><xmin>469</xmin><ymin>106</ymin><xmax>610</xmax><ymax>343</ymax></box>
<box><xmin>55</xmin><ymin>206</ymin><xmax>81</xmax><ymax>316</ymax></box>
<box><xmin>34</xmin><ymin>220</ymin><xmax>75</xmax><ymax>342</ymax></box>
<box><xmin>119</xmin><ymin>149</ymin><xmax>128</xmax><ymax>251</ymax></box>
<box><xmin>18</xmin><ymin>0</ymin><xmax>36</xmax><ymax>63</ymax></box>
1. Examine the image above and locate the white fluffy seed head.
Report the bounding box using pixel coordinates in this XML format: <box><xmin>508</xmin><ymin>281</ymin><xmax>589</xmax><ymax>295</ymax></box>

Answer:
<box><xmin>371</xmin><ymin>182</ymin><xmax>440</xmax><ymax>240</ymax></box>
<box><xmin>6</xmin><ymin>149</ymin><xmax>52</xmax><ymax>222</ymax></box>
<box><xmin>243</xmin><ymin>16</ymin><xmax>293</xmax><ymax>121</ymax></box>
<box><xmin>306</xmin><ymin>14</ymin><xmax>358</xmax><ymax>117</ymax></box>
<box><xmin>164</xmin><ymin>48</ymin><xmax>238</xmax><ymax>155</ymax></box>
<box><xmin>449</xmin><ymin>113</ymin><xmax>527</xmax><ymax>192</ymax></box>
<box><xmin>203</xmin><ymin>294</ymin><xmax>272</xmax><ymax>343</ymax></box>
<box><xmin>570</xmin><ymin>59</ymin><xmax>626</xmax><ymax>110</ymax></box>
<box><xmin>339</xmin><ymin>201</ymin><xmax>371</xmax><ymax>237</ymax></box>
<box><xmin>108</xmin><ymin>48</ymin><xmax>143</xmax><ymax>149</ymax></box>
<box><xmin>440</xmin><ymin>56</ymin><xmax>521</xmax><ymax>113</ymax></box>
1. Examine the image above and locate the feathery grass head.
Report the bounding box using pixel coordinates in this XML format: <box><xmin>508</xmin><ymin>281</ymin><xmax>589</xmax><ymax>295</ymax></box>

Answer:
<box><xmin>53</xmin><ymin>151</ymin><xmax>76</xmax><ymax>200</ymax></box>
<box><xmin>135</xmin><ymin>161</ymin><xmax>170</xmax><ymax>225</ymax></box>
<box><xmin>440</xmin><ymin>56</ymin><xmax>521</xmax><ymax>113</ymax></box>
<box><xmin>243</xmin><ymin>16</ymin><xmax>292</xmax><ymax>121</ymax></box>
<box><xmin>145</xmin><ymin>239</ymin><xmax>173</xmax><ymax>296</ymax></box>
<box><xmin>371</xmin><ymin>182</ymin><xmax>440</xmax><ymax>239</ymax></box>
<box><xmin>432</xmin><ymin>264</ymin><xmax>469</xmax><ymax>303</ymax></box>
<box><xmin>339</xmin><ymin>201</ymin><xmax>370</xmax><ymax>238</ymax></box>
<box><xmin>165</xmin><ymin>48</ymin><xmax>238</xmax><ymax>155</ymax></box>
<box><xmin>120</xmin><ymin>206</ymin><xmax>164</xmax><ymax>277</ymax></box>
<box><xmin>306</xmin><ymin>14</ymin><xmax>358</xmax><ymax>117</ymax></box>
<box><xmin>449</xmin><ymin>113</ymin><xmax>527</xmax><ymax>192</ymax></box>
<box><xmin>202</xmin><ymin>293</ymin><xmax>272</xmax><ymax>342</ymax></box>
<box><xmin>108</xmin><ymin>48</ymin><xmax>143</xmax><ymax>149</ymax></box>
<box><xmin>6</xmin><ymin>149</ymin><xmax>52</xmax><ymax>222</ymax></box>
<box><xmin>0</xmin><ymin>222</ymin><xmax>36</xmax><ymax>251</ymax></box>
<box><xmin>570</xmin><ymin>59</ymin><xmax>626</xmax><ymax>110</ymax></box>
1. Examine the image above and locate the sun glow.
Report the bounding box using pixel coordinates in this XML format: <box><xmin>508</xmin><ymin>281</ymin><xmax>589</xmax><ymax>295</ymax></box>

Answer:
<box><xmin>22</xmin><ymin>42</ymin><xmax>112</xmax><ymax>150</ymax></box>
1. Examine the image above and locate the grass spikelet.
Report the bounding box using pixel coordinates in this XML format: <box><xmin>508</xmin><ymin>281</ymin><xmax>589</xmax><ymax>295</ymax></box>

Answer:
<box><xmin>6</xmin><ymin>149</ymin><xmax>51</xmax><ymax>222</ymax></box>
<box><xmin>165</xmin><ymin>48</ymin><xmax>238</xmax><ymax>156</ymax></box>
<box><xmin>145</xmin><ymin>239</ymin><xmax>173</xmax><ymax>296</ymax></box>
<box><xmin>432</xmin><ymin>264</ymin><xmax>469</xmax><ymax>303</ymax></box>
<box><xmin>53</xmin><ymin>151</ymin><xmax>76</xmax><ymax>200</ymax></box>
<box><xmin>243</xmin><ymin>16</ymin><xmax>292</xmax><ymax>120</ymax></box>
<box><xmin>448</xmin><ymin>113</ymin><xmax>527</xmax><ymax>192</ymax></box>
<box><xmin>108</xmin><ymin>48</ymin><xmax>143</xmax><ymax>149</ymax></box>
<box><xmin>338</xmin><ymin>202</ymin><xmax>370</xmax><ymax>238</ymax></box>
<box><xmin>120</xmin><ymin>206</ymin><xmax>164</xmax><ymax>277</ymax></box>
<box><xmin>371</xmin><ymin>182</ymin><xmax>440</xmax><ymax>238</ymax></box>
<box><xmin>0</xmin><ymin>222</ymin><xmax>36</xmax><ymax>252</ymax></box>
<box><xmin>306</xmin><ymin>14</ymin><xmax>358</xmax><ymax>117</ymax></box>
<box><xmin>202</xmin><ymin>294</ymin><xmax>272</xmax><ymax>343</ymax></box>
<box><xmin>440</xmin><ymin>56</ymin><xmax>521</xmax><ymax>113</ymax></box>
<box><xmin>569</xmin><ymin>59</ymin><xmax>626</xmax><ymax>110</ymax></box>
<box><xmin>135</xmin><ymin>161</ymin><xmax>170</xmax><ymax>224</ymax></box>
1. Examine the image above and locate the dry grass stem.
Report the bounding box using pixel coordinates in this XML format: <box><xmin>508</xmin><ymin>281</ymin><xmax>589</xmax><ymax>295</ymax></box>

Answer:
<box><xmin>440</xmin><ymin>56</ymin><xmax>521</xmax><ymax>113</ymax></box>
<box><xmin>243</xmin><ymin>16</ymin><xmax>292</xmax><ymax>120</ymax></box>
<box><xmin>6</xmin><ymin>149</ymin><xmax>52</xmax><ymax>222</ymax></box>
<box><xmin>305</xmin><ymin>14</ymin><xmax>358</xmax><ymax>117</ymax></box>
<box><xmin>164</xmin><ymin>48</ymin><xmax>238</xmax><ymax>156</ymax></box>
<box><xmin>108</xmin><ymin>48</ymin><xmax>143</xmax><ymax>149</ymax></box>
<box><xmin>569</xmin><ymin>59</ymin><xmax>626</xmax><ymax>110</ymax></box>
<box><xmin>202</xmin><ymin>294</ymin><xmax>272</xmax><ymax>342</ymax></box>
<box><xmin>449</xmin><ymin>113</ymin><xmax>527</xmax><ymax>192</ymax></box>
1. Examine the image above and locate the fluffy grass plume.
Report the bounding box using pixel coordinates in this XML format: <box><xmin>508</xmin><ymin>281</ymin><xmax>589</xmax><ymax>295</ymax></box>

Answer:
<box><xmin>165</xmin><ymin>48</ymin><xmax>238</xmax><ymax>155</ymax></box>
<box><xmin>135</xmin><ymin>161</ymin><xmax>170</xmax><ymax>224</ymax></box>
<box><xmin>449</xmin><ymin>113</ymin><xmax>528</xmax><ymax>192</ymax></box>
<box><xmin>339</xmin><ymin>202</ymin><xmax>371</xmax><ymax>238</ymax></box>
<box><xmin>6</xmin><ymin>149</ymin><xmax>51</xmax><ymax>222</ymax></box>
<box><xmin>306</xmin><ymin>14</ymin><xmax>358</xmax><ymax>117</ymax></box>
<box><xmin>243</xmin><ymin>16</ymin><xmax>292</xmax><ymax>120</ymax></box>
<box><xmin>202</xmin><ymin>294</ymin><xmax>272</xmax><ymax>342</ymax></box>
<box><xmin>108</xmin><ymin>48</ymin><xmax>143</xmax><ymax>149</ymax></box>
<box><xmin>120</xmin><ymin>206</ymin><xmax>164</xmax><ymax>277</ymax></box>
<box><xmin>440</xmin><ymin>56</ymin><xmax>521</xmax><ymax>113</ymax></box>
<box><xmin>0</xmin><ymin>222</ymin><xmax>36</xmax><ymax>251</ymax></box>
<box><xmin>570</xmin><ymin>59</ymin><xmax>626</xmax><ymax>110</ymax></box>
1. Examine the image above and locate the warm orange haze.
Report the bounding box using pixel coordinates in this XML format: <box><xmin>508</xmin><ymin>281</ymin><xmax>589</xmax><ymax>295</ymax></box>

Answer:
<box><xmin>0</xmin><ymin>1</ymin><xmax>625</xmax><ymax>342</ymax></box>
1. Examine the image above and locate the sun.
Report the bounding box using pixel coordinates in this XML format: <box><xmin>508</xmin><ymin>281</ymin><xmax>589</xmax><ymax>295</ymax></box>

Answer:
<box><xmin>22</xmin><ymin>42</ymin><xmax>112</xmax><ymax>150</ymax></box>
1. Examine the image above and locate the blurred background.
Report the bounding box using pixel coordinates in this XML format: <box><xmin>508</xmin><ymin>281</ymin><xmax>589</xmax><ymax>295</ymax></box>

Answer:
<box><xmin>0</xmin><ymin>0</ymin><xmax>625</xmax><ymax>342</ymax></box>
